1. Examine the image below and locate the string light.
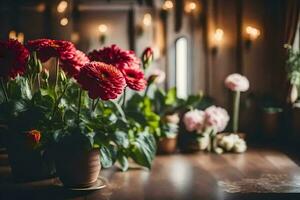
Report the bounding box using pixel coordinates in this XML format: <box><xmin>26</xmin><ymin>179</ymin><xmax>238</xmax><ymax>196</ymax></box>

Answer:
<box><xmin>245</xmin><ymin>26</ymin><xmax>260</xmax><ymax>40</ymax></box>
<box><xmin>143</xmin><ymin>13</ymin><xmax>152</xmax><ymax>26</ymax></box>
<box><xmin>185</xmin><ymin>1</ymin><xmax>197</xmax><ymax>13</ymax></box>
<box><xmin>162</xmin><ymin>0</ymin><xmax>174</xmax><ymax>10</ymax></box>
<box><xmin>57</xmin><ymin>1</ymin><xmax>68</xmax><ymax>13</ymax></box>
<box><xmin>60</xmin><ymin>17</ymin><xmax>69</xmax><ymax>26</ymax></box>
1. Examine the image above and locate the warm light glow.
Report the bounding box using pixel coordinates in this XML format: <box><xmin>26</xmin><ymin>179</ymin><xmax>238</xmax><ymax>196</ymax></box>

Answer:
<box><xmin>36</xmin><ymin>3</ymin><xmax>46</xmax><ymax>13</ymax></box>
<box><xmin>185</xmin><ymin>1</ymin><xmax>197</xmax><ymax>13</ymax></box>
<box><xmin>57</xmin><ymin>1</ymin><xmax>68</xmax><ymax>13</ymax></box>
<box><xmin>60</xmin><ymin>17</ymin><xmax>68</xmax><ymax>26</ymax></box>
<box><xmin>71</xmin><ymin>32</ymin><xmax>80</xmax><ymax>43</ymax></box>
<box><xmin>143</xmin><ymin>13</ymin><xmax>152</xmax><ymax>26</ymax></box>
<box><xmin>246</xmin><ymin>26</ymin><xmax>260</xmax><ymax>40</ymax></box>
<box><xmin>213</xmin><ymin>28</ymin><xmax>224</xmax><ymax>43</ymax></box>
<box><xmin>9</xmin><ymin>30</ymin><xmax>17</xmax><ymax>40</ymax></box>
<box><xmin>17</xmin><ymin>32</ymin><xmax>24</xmax><ymax>44</ymax></box>
<box><xmin>162</xmin><ymin>0</ymin><xmax>174</xmax><ymax>10</ymax></box>
<box><xmin>98</xmin><ymin>24</ymin><xmax>108</xmax><ymax>33</ymax></box>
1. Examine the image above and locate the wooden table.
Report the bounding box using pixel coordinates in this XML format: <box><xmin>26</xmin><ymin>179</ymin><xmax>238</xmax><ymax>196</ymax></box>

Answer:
<box><xmin>1</xmin><ymin>148</ymin><xmax>300</xmax><ymax>200</ymax></box>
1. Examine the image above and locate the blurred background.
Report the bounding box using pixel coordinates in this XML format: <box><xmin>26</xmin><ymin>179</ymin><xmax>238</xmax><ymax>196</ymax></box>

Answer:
<box><xmin>0</xmin><ymin>0</ymin><xmax>299</xmax><ymax>141</ymax></box>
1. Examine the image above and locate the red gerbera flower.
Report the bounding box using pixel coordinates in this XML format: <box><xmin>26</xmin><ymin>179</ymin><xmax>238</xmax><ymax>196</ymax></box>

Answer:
<box><xmin>88</xmin><ymin>44</ymin><xmax>140</xmax><ymax>70</ymax></box>
<box><xmin>0</xmin><ymin>39</ymin><xmax>29</xmax><ymax>79</ymax></box>
<box><xmin>27</xmin><ymin>39</ymin><xmax>60</xmax><ymax>62</ymax></box>
<box><xmin>88</xmin><ymin>45</ymin><xmax>147</xmax><ymax>91</ymax></box>
<box><xmin>76</xmin><ymin>61</ymin><xmax>126</xmax><ymax>100</ymax></box>
<box><xmin>123</xmin><ymin>68</ymin><xmax>147</xmax><ymax>91</ymax></box>
<box><xmin>60</xmin><ymin>50</ymin><xmax>89</xmax><ymax>77</ymax></box>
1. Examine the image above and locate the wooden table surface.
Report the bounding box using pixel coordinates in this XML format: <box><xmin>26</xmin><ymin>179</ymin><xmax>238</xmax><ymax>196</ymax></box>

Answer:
<box><xmin>1</xmin><ymin>148</ymin><xmax>300</xmax><ymax>200</ymax></box>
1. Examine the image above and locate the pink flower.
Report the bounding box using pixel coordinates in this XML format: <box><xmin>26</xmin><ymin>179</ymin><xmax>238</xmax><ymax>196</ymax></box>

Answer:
<box><xmin>205</xmin><ymin>106</ymin><xmax>229</xmax><ymax>132</ymax></box>
<box><xmin>224</xmin><ymin>73</ymin><xmax>249</xmax><ymax>92</ymax></box>
<box><xmin>183</xmin><ymin>110</ymin><xmax>206</xmax><ymax>132</ymax></box>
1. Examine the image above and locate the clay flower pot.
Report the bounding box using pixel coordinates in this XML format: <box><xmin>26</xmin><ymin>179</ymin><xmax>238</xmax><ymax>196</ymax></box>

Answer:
<box><xmin>55</xmin><ymin>148</ymin><xmax>101</xmax><ymax>188</ymax></box>
<box><xmin>157</xmin><ymin>136</ymin><xmax>177</xmax><ymax>154</ymax></box>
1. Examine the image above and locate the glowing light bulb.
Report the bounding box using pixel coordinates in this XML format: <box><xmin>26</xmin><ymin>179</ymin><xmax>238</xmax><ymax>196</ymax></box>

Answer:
<box><xmin>213</xmin><ymin>28</ymin><xmax>224</xmax><ymax>43</ymax></box>
<box><xmin>98</xmin><ymin>24</ymin><xmax>108</xmax><ymax>33</ymax></box>
<box><xmin>60</xmin><ymin>17</ymin><xmax>68</xmax><ymax>26</ymax></box>
<box><xmin>71</xmin><ymin>32</ymin><xmax>80</xmax><ymax>43</ymax></box>
<box><xmin>162</xmin><ymin>0</ymin><xmax>174</xmax><ymax>10</ymax></box>
<box><xmin>246</xmin><ymin>26</ymin><xmax>260</xmax><ymax>40</ymax></box>
<box><xmin>143</xmin><ymin>13</ymin><xmax>152</xmax><ymax>26</ymax></box>
<box><xmin>185</xmin><ymin>2</ymin><xmax>197</xmax><ymax>13</ymax></box>
<box><xmin>17</xmin><ymin>32</ymin><xmax>24</xmax><ymax>44</ymax></box>
<box><xmin>57</xmin><ymin>1</ymin><xmax>68</xmax><ymax>13</ymax></box>
<box><xmin>9</xmin><ymin>30</ymin><xmax>17</xmax><ymax>39</ymax></box>
<box><xmin>36</xmin><ymin>3</ymin><xmax>46</xmax><ymax>13</ymax></box>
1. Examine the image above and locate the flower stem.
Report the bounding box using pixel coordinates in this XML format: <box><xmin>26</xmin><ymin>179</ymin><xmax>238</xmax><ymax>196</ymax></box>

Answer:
<box><xmin>77</xmin><ymin>89</ymin><xmax>83</xmax><ymax>124</ymax></box>
<box><xmin>92</xmin><ymin>98</ymin><xmax>100</xmax><ymax>111</ymax></box>
<box><xmin>54</xmin><ymin>57</ymin><xmax>59</xmax><ymax>94</ymax></box>
<box><xmin>122</xmin><ymin>87</ymin><xmax>127</xmax><ymax>109</ymax></box>
<box><xmin>144</xmin><ymin>85</ymin><xmax>150</xmax><ymax>98</ymax></box>
<box><xmin>0</xmin><ymin>78</ymin><xmax>8</xmax><ymax>102</ymax></box>
<box><xmin>232</xmin><ymin>91</ymin><xmax>240</xmax><ymax>133</ymax></box>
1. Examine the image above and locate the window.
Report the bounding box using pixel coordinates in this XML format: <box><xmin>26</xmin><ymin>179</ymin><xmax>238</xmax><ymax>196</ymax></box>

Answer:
<box><xmin>175</xmin><ymin>37</ymin><xmax>188</xmax><ymax>99</ymax></box>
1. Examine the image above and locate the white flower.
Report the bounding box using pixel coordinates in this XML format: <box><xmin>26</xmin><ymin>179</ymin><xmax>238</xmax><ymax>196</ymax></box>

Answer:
<box><xmin>233</xmin><ymin>138</ymin><xmax>247</xmax><ymax>153</ymax></box>
<box><xmin>225</xmin><ymin>73</ymin><xmax>249</xmax><ymax>92</ymax></box>
<box><xmin>198</xmin><ymin>133</ymin><xmax>210</xmax><ymax>150</ymax></box>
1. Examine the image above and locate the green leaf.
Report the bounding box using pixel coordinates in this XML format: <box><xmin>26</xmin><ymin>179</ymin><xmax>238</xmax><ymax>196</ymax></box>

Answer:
<box><xmin>8</xmin><ymin>77</ymin><xmax>32</xmax><ymax>100</ymax></box>
<box><xmin>112</xmin><ymin>131</ymin><xmax>129</xmax><ymax>148</ymax></box>
<box><xmin>99</xmin><ymin>145</ymin><xmax>114</xmax><ymax>168</ymax></box>
<box><xmin>130</xmin><ymin>132</ymin><xmax>156</xmax><ymax>169</ymax></box>
<box><xmin>165</xmin><ymin>87</ymin><xmax>176</xmax><ymax>105</ymax></box>
<box><xmin>118</xmin><ymin>155</ymin><xmax>129</xmax><ymax>172</ymax></box>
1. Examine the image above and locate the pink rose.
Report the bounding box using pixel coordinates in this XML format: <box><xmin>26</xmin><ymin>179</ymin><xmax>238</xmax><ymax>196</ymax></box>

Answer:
<box><xmin>205</xmin><ymin>106</ymin><xmax>229</xmax><ymax>132</ymax></box>
<box><xmin>225</xmin><ymin>73</ymin><xmax>249</xmax><ymax>92</ymax></box>
<box><xmin>183</xmin><ymin>110</ymin><xmax>206</xmax><ymax>132</ymax></box>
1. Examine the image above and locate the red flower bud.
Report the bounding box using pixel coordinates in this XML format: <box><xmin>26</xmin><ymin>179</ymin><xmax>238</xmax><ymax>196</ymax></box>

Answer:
<box><xmin>26</xmin><ymin>129</ymin><xmax>41</xmax><ymax>147</ymax></box>
<box><xmin>141</xmin><ymin>47</ymin><xmax>153</xmax><ymax>69</ymax></box>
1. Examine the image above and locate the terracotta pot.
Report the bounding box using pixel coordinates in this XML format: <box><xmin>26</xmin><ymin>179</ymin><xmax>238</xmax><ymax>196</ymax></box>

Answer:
<box><xmin>157</xmin><ymin>136</ymin><xmax>177</xmax><ymax>154</ymax></box>
<box><xmin>55</xmin><ymin>148</ymin><xmax>101</xmax><ymax>188</ymax></box>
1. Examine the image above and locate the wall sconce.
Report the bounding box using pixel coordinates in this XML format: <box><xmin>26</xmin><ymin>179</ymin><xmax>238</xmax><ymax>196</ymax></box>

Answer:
<box><xmin>143</xmin><ymin>13</ymin><xmax>152</xmax><ymax>27</ymax></box>
<box><xmin>98</xmin><ymin>24</ymin><xmax>108</xmax><ymax>45</ymax></box>
<box><xmin>185</xmin><ymin>1</ymin><xmax>197</xmax><ymax>13</ymax></box>
<box><xmin>162</xmin><ymin>0</ymin><xmax>174</xmax><ymax>11</ymax></box>
<box><xmin>245</xmin><ymin>26</ymin><xmax>260</xmax><ymax>48</ymax></box>
<box><xmin>211</xmin><ymin>28</ymin><xmax>224</xmax><ymax>54</ymax></box>
<box><xmin>60</xmin><ymin>17</ymin><xmax>68</xmax><ymax>26</ymax></box>
<box><xmin>57</xmin><ymin>0</ymin><xmax>68</xmax><ymax>13</ymax></box>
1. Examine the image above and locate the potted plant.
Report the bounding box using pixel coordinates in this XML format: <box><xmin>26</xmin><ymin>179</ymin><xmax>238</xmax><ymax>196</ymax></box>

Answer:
<box><xmin>0</xmin><ymin>39</ymin><xmax>57</xmax><ymax>181</ymax></box>
<box><xmin>0</xmin><ymin>39</ymin><xmax>158</xmax><ymax>185</ymax></box>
